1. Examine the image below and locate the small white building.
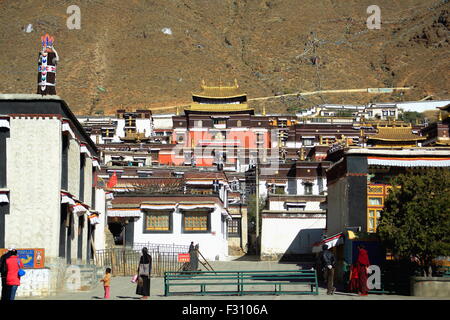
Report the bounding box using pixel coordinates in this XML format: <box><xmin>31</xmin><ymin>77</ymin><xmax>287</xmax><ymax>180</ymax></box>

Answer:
<box><xmin>257</xmin><ymin>161</ymin><xmax>329</xmax><ymax>260</ymax></box>
<box><xmin>364</xmin><ymin>103</ymin><xmax>400</xmax><ymax>120</ymax></box>
<box><xmin>260</xmin><ymin>195</ymin><xmax>327</xmax><ymax>260</ymax></box>
<box><xmin>77</xmin><ymin>110</ymin><xmax>154</xmax><ymax>145</ymax></box>
<box><xmin>108</xmin><ymin>195</ymin><xmax>231</xmax><ymax>261</ymax></box>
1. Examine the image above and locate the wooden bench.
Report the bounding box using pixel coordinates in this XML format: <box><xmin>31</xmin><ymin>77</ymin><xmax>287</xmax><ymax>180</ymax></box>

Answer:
<box><xmin>164</xmin><ymin>270</ymin><xmax>319</xmax><ymax>296</ymax></box>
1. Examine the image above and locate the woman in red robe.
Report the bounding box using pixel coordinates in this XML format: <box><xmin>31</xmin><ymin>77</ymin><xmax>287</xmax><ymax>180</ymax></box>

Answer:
<box><xmin>356</xmin><ymin>244</ymin><xmax>370</xmax><ymax>296</ymax></box>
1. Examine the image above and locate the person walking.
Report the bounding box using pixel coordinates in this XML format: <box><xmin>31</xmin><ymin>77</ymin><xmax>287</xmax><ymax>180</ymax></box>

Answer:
<box><xmin>348</xmin><ymin>263</ymin><xmax>360</xmax><ymax>293</ymax></box>
<box><xmin>0</xmin><ymin>247</ymin><xmax>14</xmax><ymax>301</ymax></box>
<box><xmin>100</xmin><ymin>267</ymin><xmax>112</xmax><ymax>299</ymax></box>
<box><xmin>136</xmin><ymin>247</ymin><xmax>152</xmax><ymax>300</ymax></box>
<box><xmin>320</xmin><ymin>244</ymin><xmax>336</xmax><ymax>295</ymax></box>
<box><xmin>355</xmin><ymin>244</ymin><xmax>370</xmax><ymax>296</ymax></box>
<box><xmin>188</xmin><ymin>242</ymin><xmax>199</xmax><ymax>271</ymax></box>
<box><xmin>5</xmin><ymin>249</ymin><xmax>24</xmax><ymax>300</ymax></box>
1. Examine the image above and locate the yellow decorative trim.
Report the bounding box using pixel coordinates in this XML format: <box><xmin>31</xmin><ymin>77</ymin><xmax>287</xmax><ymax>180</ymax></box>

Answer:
<box><xmin>186</xmin><ymin>103</ymin><xmax>253</xmax><ymax>112</ymax></box>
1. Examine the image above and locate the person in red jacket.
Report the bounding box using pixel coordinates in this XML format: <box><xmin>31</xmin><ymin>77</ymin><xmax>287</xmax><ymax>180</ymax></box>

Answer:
<box><xmin>5</xmin><ymin>250</ymin><xmax>24</xmax><ymax>300</ymax></box>
<box><xmin>348</xmin><ymin>263</ymin><xmax>360</xmax><ymax>293</ymax></box>
<box><xmin>0</xmin><ymin>247</ymin><xmax>14</xmax><ymax>300</ymax></box>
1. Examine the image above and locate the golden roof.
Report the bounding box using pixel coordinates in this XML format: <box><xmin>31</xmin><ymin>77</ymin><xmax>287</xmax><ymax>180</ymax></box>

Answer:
<box><xmin>185</xmin><ymin>103</ymin><xmax>253</xmax><ymax>113</ymax></box>
<box><xmin>369</xmin><ymin>125</ymin><xmax>426</xmax><ymax>142</ymax></box>
<box><xmin>192</xmin><ymin>79</ymin><xmax>246</xmax><ymax>99</ymax></box>
<box><xmin>120</xmin><ymin>131</ymin><xmax>150</xmax><ymax>142</ymax></box>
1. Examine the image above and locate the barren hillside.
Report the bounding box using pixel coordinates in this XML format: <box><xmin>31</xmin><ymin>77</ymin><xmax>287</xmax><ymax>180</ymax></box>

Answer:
<box><xmin>0</xmin><ymin>0</ymin><xmax>449</xmax><ymax>115</ymax></box>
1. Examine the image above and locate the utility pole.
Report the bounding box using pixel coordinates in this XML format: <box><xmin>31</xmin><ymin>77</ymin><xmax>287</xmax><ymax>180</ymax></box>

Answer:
<box><xmin>255</xmin><ymin>156</ymin><xmax>260</xmax><ymax>255</ymax></box>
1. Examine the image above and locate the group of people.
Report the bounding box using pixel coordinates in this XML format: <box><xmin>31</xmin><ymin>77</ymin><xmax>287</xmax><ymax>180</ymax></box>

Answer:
<box><xmin>348</xmin><ymin>244</ymin><xmax>371</xmax><ymax>296</ymax></box>
<box><xmin>101</xmin><ymin>242</ymin><xmax>203</xmax><ymax>300</ymax></box>
<box><xmin>100</xmin><ymin>247</ymin><xmax>153</xmax><ymax>300</ymax></box>
<box><xmin>0</xmin><ymin>246</ymin><xmax>24</xmax><ymax>301</ymax></box>
<box><xmin>318</xmin><ymin>244</ymin><xmax>371</xmax><ymax>296</ymax></box>
<box><xmin>3</xmin><ymin>242</ymin><xmax>371</xmax><ymax>299</ymax></box>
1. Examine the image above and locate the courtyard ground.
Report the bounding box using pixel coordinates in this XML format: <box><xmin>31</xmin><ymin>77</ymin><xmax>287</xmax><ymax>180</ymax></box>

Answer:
<box><xmin>18</xmin><ymin>259</ymin><xmax>449</xmax><ymax>300</ymax></box>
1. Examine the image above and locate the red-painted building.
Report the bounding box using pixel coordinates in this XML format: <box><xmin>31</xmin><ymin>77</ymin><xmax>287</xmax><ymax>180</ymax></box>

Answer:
<box><xmin>165</xmin><ymin>81</ymin><xmax>272</xmax><ymax>171</ymax></box>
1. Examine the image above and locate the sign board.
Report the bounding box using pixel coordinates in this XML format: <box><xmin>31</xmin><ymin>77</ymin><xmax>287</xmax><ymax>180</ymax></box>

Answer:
<box><xmin>367</xmin><ymin>88</ymin><xmax>394</xmax><ymax>93</ymax></box>
<box><xmin>178</xmin><ymin>253</ymin><xmax>190</xmax><ymax>263</ymax></box>
<box><xmin>0</xmin><ymin>248</ymin><xmax>45</xmax><ymax>269</ymax></box>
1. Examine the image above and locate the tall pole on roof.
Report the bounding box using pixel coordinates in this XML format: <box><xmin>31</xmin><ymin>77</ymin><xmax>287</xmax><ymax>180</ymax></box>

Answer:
<box><xmin>255</xmin><ymin>153</ymin><xmax>260</xmax><ymax>255</ymax></box>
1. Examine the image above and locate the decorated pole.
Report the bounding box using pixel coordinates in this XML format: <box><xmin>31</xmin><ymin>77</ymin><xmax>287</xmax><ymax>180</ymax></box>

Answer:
<box><xmin>37</xmin><ymin>34</ymin><xmax>59</xmax><ymax>95</ymax></box>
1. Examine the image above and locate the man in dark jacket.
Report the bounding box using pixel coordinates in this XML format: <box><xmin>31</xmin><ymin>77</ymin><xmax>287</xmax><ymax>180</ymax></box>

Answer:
<box><xmin>0</xmin><ymin>247</ymin><xmax>14</xmax><ymax>300</ymax></box>
<box><xmin>320</xmin><ymin>244</ymin><xmax>336</xmax><ymax>295</ymax></box>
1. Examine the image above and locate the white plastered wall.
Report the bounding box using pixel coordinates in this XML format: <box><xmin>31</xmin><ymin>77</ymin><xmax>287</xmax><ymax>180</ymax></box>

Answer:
<box><xmin>93</xmin><ymin>188</ymin><xmax>106</xmax><ymax>251</ymax></box>
<box><xmin>5</xmin><ymin>117</ymin><xmax>62</xmax><ymax>259</ymax></box>
<box><xmin>261</xmin><ymin>216</ymin><xmax>326</xmax><ymax>256</ymax></box>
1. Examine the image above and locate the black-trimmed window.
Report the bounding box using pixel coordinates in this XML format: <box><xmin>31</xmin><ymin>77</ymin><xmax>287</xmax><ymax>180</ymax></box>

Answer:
<box><xmin>0</xmin><ymin>202</ymin><xmax>9</xmax><ymax>248</ymax></box>
<box><xmin>302</xmin><ymin>138</ymin><xmax>313</xmax><ymax>146</ymax></box>
<box><xmin>101</xmin><ymin>128</ymin><xmax>115</xmax><ymax>138</ymax></box>
<box><xmin>182</xmin><ymin>210</ymin><xmax>211</xmax><ymax>233</ymax></box>
<box><xmin>79</xmin><ymin>154</ymin><xmax>85</xmax><ymax>202</ymax></box>
<box><xmin>0</xmin><ymin>125</ymin><xmax>9</xmax><ymax>189</ymax></box>
<box><xmin>227</xmin><ymin>218</ymin><xmax>241</xmax><ymax>237</ymax></box>
<box><xmin>0</xmin><ymin>121</ymin><xmax>8</xmax><ymax>248</ymax></box>
<box><xmin>77</xmin><ymin>215</ymin><xmax>84</xmax><ymax>260</ymax></box>
<box><xmin>61</xmin><ymin>134</ymin><xmax>69</xmax><ymax>190</ymax></box>
<box><xmin>143</xmin><ymin>210</ymin><xmax>173</xmax><ymax>233</ymax></box>
<box><xmin>304</xmin><ymin>182</ymin><xmax>313</xmax><ymax>195</ymax></box>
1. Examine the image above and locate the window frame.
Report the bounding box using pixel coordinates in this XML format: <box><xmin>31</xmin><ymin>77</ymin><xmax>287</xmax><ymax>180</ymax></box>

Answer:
<box><xmin>227</xmin><ymin>218</ymin><xmax>241</xmax><ymax>237</ymax></box>
<box><xmin>367</xmin><ymin>208</ymin><xmax>382</xmax><ymax>233</ymax></box>
<box><xmin>143</xmin><ymin>210</ymin><xmax>173</xmax><ymax>234</ymax></box>
<box><xmin>181</xmin><ymin>210</ymin><xmax>211</xmax><ymax>234</ymax></box>
<box><xmin>304</xmin><ymin>182</ymin><xmax>313</xmax><ymax>195</ymax></box>
<box><xmin>368</xmin><ymin>196</ymin><xmax>383</xmax><ymax>206</ymax></box>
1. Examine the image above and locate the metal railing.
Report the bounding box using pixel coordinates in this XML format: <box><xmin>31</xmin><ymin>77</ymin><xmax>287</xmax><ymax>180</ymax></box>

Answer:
<box><xmin>95</xmin><ymin>243</ymin><xmax>190</xmax><ymax>277</ymax></box>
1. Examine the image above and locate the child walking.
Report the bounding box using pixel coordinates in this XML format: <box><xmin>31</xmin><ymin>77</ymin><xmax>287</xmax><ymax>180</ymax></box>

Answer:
<box><xmin>348</xmin><ymin>263</ymin><xmax>360</xmax><ymax>293</ymax></box>
<box><xmin>100</xmin><ymin>267</ymin><xmax>112</xmax><ymax>299</ymax></box>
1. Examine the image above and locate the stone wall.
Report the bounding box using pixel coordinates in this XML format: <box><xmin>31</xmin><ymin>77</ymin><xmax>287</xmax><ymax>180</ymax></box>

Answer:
<box><xmin>411</xmin><ymin>276</ymin><xmax>450</xmax><ymax>297</ymax></box>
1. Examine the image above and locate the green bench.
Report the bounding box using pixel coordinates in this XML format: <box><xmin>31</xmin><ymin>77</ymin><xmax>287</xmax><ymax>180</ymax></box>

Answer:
<box><xmin>440</xmin><ymin>266</ymin><xmax>450</xmax><ymax>277</ymax></box>
<box><xmin>164</xmin><ymin>269</ymin><xmax>319</xmax><ymax>296</ymax></box>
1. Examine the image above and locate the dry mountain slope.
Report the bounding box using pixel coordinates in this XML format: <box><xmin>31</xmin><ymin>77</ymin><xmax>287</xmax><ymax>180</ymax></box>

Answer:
<box><xmin>0</xmin><ymin>0</ymin><xmax>449</xmax><ymax>115</ymax></box>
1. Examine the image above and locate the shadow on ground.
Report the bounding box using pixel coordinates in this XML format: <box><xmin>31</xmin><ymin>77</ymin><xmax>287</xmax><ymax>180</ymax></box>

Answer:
<box><xmin>229</xmin><ymin>255</ymin><xmax>261</xmax><ymax>261</ymax></box>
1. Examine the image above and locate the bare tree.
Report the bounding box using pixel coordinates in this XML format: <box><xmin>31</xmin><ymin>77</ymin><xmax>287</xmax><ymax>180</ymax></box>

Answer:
<box><xmin>126</xmin><ymin>178</ymin><xmax>186</xmax><ymax>195</ymax></box>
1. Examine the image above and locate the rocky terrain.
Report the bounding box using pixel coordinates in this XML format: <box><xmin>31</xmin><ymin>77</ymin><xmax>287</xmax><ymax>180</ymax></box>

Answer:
<box><xmin>0</xmin><ymin>0</ymin><xmax>449</xmax><ymax>115</ymax></box>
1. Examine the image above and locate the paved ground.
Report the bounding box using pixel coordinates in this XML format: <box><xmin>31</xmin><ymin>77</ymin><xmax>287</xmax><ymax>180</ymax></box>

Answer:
<box><xmin>18</xmin><ymin>259</ymin><xmax>450</xmax><ymax>300</ymax></box>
